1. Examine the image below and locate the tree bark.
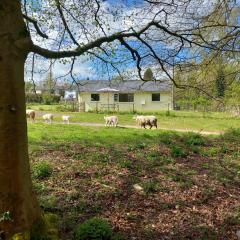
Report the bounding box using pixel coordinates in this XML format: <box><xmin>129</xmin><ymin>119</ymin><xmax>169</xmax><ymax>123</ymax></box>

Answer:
<box><xmin>0</xmin><ymin>0</ymin><xmax>41</xmax><ymax>238</ymax></box>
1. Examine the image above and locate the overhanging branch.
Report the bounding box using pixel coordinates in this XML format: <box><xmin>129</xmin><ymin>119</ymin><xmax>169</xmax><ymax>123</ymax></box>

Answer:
<box><xmin>22</xmin><ymin>14</ymin><xmax>48</xmax><ymax>39</ymax></box>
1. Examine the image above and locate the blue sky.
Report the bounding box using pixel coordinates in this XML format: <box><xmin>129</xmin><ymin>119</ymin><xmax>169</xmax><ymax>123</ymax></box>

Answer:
<box><xmin>106</xmin><ymin>0</ymin><xmax>143</xmax><ymax>7</ymax></box>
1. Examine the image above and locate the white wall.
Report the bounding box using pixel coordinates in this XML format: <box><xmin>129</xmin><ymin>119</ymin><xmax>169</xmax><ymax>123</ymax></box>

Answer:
<box><xmin>78</xmin><ymin>91</ymin><xmax>172</xmax><ymax>112</ymax></box>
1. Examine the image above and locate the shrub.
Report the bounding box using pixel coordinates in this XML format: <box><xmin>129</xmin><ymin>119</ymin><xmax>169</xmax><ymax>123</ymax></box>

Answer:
<box><xmin>32</xmin><ymin>161</ymin><xmax>53</xmax><ymax>179</ymax></box>
<box><xmin>159</xmin><ymin>132</ymin><xmax>178</xmax><ymax>145</ymax></box>
<box><xmin>203</xmin><ymin>147</ymin><xmax>218</xmax><ymax>157</ymax></box>
<box><xmin>222</xmin><ymin>128</ymin><xmax>240</xmax><ymax>142</ymax></box>
<box><xmin>32</xmin><ymin>182</ymin><xmax>46</xmax><ymax>193</ymax></box>
<box><xmin>26</xmin><ymin>93</ymin><xmax>61</xmax><ymax>104</ymax></box>
<box><xmin>42</xmin><ymin>94</ymin><xmax>61</xmax><ymax>105</ymax></box>
<box><xmin>170</xmin><ymin>146</ymin><xmax>186</xmax><ymax>158</ymax></box>
<box><xmin>73</xmin><ymin>218</ymin><xmax>112</xmax><ymax>240</ymax></box>
<box><xmin>182</xmin><ymin>133</ymin><xmax>206</xmax><ymax>146</ymax></box>
<box><xmin>55</xmin><ymin>105</ymin><xmax>72</xmax><ymax>112</ymax></box>
<box><xmin>26</xmin><ymin>93</ymin><xmax>43</xmax><ymax>103</ymax></box>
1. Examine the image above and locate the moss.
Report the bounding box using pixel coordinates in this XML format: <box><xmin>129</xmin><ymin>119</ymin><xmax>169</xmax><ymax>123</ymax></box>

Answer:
<box><xmin>30</xmin><ymin>213</ymin><xmax>59</xmax><ymax>240</ymax></box>
<box><xmin>12</xmin><ymin>232</ymin><xmax>30</xmax><ymax>240</ymax></box>
<box><xmin>10</xmin><ymin>213</ymin><xmax>59</xmax><ymax>240</ymax></box>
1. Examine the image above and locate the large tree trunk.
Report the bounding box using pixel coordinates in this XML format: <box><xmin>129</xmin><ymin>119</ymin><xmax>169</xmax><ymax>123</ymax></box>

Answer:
<box><xmin>0</xmin><ymin>1</ymin><xmax>41</xmax><ymax>238</ymax></box>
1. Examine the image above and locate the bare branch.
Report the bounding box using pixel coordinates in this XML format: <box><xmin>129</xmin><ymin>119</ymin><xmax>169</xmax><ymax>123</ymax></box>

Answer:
<box><xmin>22</xmin><ymin>14</ymin><xmax>48</xmax><ymax>39</ymax></box>
<box><xmin>54</xmin><ymin>0</ymin><xmax>80</xmax><ymax>46</ymax></box>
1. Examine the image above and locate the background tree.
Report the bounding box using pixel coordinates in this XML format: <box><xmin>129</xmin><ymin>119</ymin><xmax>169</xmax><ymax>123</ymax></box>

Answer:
<box><xmin>42</xmin><ymin>72</ymin><xmax>55</xmax><ymax>94</ymax></box>
<box><xmin>25</xmin><ymin>81</ymin><xmax>34</xmax><ymax>93</ymax></box>
<box><xmin>174</xmin><ymin>52</ymin><xmax>239</xmax><ymax>111</ymax></box>
<box><xmin>215</xmin><ymin>68</ymin><xmax>226</xmax><ymax>98</ymax></box>
<box><xmin>0</xmin><ymin>0</ymin><xmax>239</xmax><ymax>238</ymax></box>
<box><xmin>143</xmin><ymin>68</ymin><xmax>154</xmax><ymax>81</ymax></box>
<box><xmin>225</xmin><ymin>81</ymin><xmax>240</xmax><ymax>115</ymax></box>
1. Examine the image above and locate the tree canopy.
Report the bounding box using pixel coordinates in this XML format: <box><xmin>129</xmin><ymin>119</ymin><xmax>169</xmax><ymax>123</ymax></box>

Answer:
<box><xmin>21</xmin><ymin>0</ymin><xmax>240</xmax><ymax>87</ymax></box>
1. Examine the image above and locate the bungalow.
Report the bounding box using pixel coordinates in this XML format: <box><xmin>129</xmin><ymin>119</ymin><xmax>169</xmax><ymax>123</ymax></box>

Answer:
<box><xmin>78</xmin><ymin>80</ymin><xmax>173</xmax><ymax>112</ymax></box>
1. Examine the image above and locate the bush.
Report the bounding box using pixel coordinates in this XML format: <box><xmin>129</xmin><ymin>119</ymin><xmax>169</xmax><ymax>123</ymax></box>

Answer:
<box><xmin>183</xmin><ymin>133</ymin><xmax>206</xmax><ymax>146</ymax></box>
<box><xmin>42</xmin><ymin>94</ymin><xmax>61</xmax><ymax>105</ymax></box>
<box><xmin>26</xmin><ymin>93</ymin><xmax>43</xmax><ymax>103</ymax></box>
<box><xmin>170</xmin><ymin>146</ymin><xmax>186</xmax><ymax>158</ymax></box>
<box><xmin>32</xmin><ymin>161</ymin><xmax>53</xmax><ymax>179</ymax></box>
<box><xmin>55</xmin><ymin>105</ymin><xmax>72</xmax><ymax>112</ymax></box>
<box><xmin>222</xmin><ymin>128</ymin><xmax>240</xmax><ymax>142</ymax></box>
<box><xmin>56</xmin><ymin>102</ymin><xmax>79</xmax><ymax>112</ymax></box>
<box><xmin>26</xmin><ymin>93</ymin><xmax>61</xmax><ymax>104</ymax></box>
<box><xmin>73</xmin><ymin>218</ymin><xmax>112</xmax><ymax>240</ymax></box>
<box><xmin>159</xmin><ymin>132</ymin><xmax>178</xmax><ymax>145</ymax></box>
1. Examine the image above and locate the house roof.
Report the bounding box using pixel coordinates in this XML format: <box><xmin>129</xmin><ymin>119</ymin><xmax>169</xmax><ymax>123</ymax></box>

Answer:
<box><xmin>77</xmin><ymin>80</ymin><xmax>172</xmax><ymax>93</ymax></box>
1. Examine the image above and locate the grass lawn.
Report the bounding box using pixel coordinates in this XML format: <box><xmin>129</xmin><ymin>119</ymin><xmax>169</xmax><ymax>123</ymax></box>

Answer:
<box><xmin>27</xmin><ymin>104</ymin><xmax>240</xmax><ymax>132</ymax></box>
<box><xmin>28</xmin><ymin>124</ymin><xmax>240</xmax><ymax>239</ymax></box>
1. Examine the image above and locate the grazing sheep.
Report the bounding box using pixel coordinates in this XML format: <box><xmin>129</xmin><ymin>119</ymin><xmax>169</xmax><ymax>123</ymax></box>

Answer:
<box><xmin>62</xmin><ymin>115</ymin><xmax>71</xmax><ymax>124</ymax></box>
<box><xmin>133</xmin><ymin>115</ymin><xmax>157</xmax><ymax>129</ymax></box>
<box><xmin>146</xmin><ymin>115</ymin><xmax>157</xmax><ymax>129</ymax></box>
<box><xmin>42</xmin><ymin>113</ymin><xmax>54</xmax><ymax>124</ymax></box>
<box><xmin>104</xmin><ymin>115</ymin><xmax>118</xmax><ymax>127</ymax></box>
<box><xmin>26</xmin><ymin>109</ymin><xmax>35</xmax><ymax>122</ymax></box>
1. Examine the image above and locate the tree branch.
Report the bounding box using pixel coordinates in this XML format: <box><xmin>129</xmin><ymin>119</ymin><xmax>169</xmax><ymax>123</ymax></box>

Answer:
<box><xmin>54</xmin><ymin>0</ymin><xmax>80</xmax><ymax>46</ymax></box>
<box><xmin>22</xmin><ymin>14</ymin><xmax>48</xmax><ymax>39</ymax></box>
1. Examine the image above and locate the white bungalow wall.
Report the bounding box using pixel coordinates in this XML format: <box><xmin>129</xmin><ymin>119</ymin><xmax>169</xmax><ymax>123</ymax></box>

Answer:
<box><xmin>78</xmin><ymin>92</ymin><xmax>172</xmax><ymax>112</ymax></box>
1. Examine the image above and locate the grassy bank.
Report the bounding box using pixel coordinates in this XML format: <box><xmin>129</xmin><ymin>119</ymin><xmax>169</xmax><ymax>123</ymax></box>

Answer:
<box><xmin>28</xmin><ymin>124</ymin><xmax>240</xmax><ymax>239</ymax></box>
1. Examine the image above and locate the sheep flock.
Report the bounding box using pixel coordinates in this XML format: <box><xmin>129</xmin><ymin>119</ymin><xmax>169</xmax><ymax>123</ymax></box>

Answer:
<box><xmin>26</xmin><ymin>110</ymin><xmax>158</xmax><ymax>129</ymax></box>
<box><xmin>26</xmin><ymin>110</ymin><xmax>71</xmax><ymax>124</ymax></box>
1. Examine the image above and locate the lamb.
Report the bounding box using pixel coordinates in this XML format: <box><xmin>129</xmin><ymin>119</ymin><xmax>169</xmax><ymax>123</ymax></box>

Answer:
<box><xmin>42</xmin><ymin>113</ymin><xmax>54</xmax><ymax>124</ymax></box>
<box><xmin>104</xmin><ymin>115</ymin><xmax>118</xmax><ymax>127</ymax></box>
<box><xmin>26</xmin><ymin>109</ymin><xmax>35</xmax><ymax>122</ymax></box>
<box><xmin>133</xmin><ymin>115</ymin><xmax>157</xmax><ymax>129</ymax></box>
<box><xmin>62</xmin><ymin>115</ymin><xmax>71</xmax><ymax>124</ymax></box>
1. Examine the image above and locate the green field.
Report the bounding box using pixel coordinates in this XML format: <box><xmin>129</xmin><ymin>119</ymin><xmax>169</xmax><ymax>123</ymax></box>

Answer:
<box><xmin>27</xmin><ymin>104</ymin><xmax>240</xmax><ymax>132</ymax></box>
<box><xmin>28</xmin><ymin>124</ymin><xmax>240</xmax><ymax>239</ymax></box>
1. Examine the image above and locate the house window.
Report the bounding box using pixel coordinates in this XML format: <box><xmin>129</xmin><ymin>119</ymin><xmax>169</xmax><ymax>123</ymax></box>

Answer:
<box><xmin>119</xmin><ymin>93</ymin><xmax>134</xmax><ymax>102</ymax></box>
<box><xmin>114</xmin><ymin>94</ymin><xmax>119</xmax><ymax>102</ymax></box>
<box><xmin>91</xmin><ymin>94</ymin><xmax>100</xmax><ymax>101</ymax></box>
<box><xmin>152</xmin><ymin>93</ymin><xmax>160</xmax><ymax>101</ymax></box>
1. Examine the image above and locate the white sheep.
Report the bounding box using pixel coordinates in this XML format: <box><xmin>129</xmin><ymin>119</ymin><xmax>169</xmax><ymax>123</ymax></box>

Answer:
<box><xmin>133</xmin><ymin>115</ymin><xmax>157</xmax><ymax>129</ymax></box>
<box><xmin>26</xmin><ymin>109</ymin><xmax>36</xmax><ymax>122</ymax></box>
<box><xmin>146</xmin><ymin>115</ymin><xmax>158</xmax><ymax>129</ymax></box>
<box><xmin>62</xmin><ymin>115</ymin><xmax>71</xmax><ymax>124</ymax></box>
<box><xmin>42</xmin><ymin>113</ymin><xmax>54</xmax><ymax>124</ymax></box>
<box><xmin>104</xmin><ymin>115</ymin><xmax>118</xmax><ymax>127</ymax></box>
